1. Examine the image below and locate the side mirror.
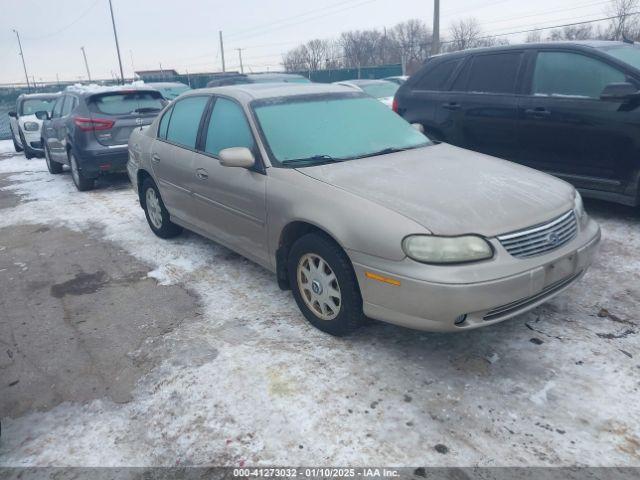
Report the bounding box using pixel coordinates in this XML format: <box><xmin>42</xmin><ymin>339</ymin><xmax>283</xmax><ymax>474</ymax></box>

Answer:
<box><xmin>35</xmin><ymin>111</ymin><xmax>50</xmax><ymax>120</ymax></box>
<box><xmin>8</xmin><ymin>111</ymin><xmax>17</xmax><ymax>118</ymax></box>
<box><xmin>219</xmin><ymin>147</ymin><xmax>255</xmax><ymax>169</ymax></box>
<box><xmin>411</xmin><ymin>123</ymin><xmax>425</xmax><ymax>134</ymax></box>
<box><xmin>601</xmin><ymin>82</ymin><xmax>640</xmax><ymax>101</ymax></box>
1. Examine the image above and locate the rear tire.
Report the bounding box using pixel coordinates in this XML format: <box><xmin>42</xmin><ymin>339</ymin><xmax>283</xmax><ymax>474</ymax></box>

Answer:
<box><xmin>69</xmin><ymin>150</ymin><xmax>95</xmax><ymax>191</ymax></box>
<box><xmin>44</xmin><ymin>144</ymin><xmax>62</xmax><ymax>174</ymax></box>
<box><xmin>288</xmin><ymin>233</ymin><xmax>364</xmax><ymax>336</ymax></box>
<box><xmin>141</xmin><ymin>178</ymin><xmax>182</xmax><ymax>238</ymax></box>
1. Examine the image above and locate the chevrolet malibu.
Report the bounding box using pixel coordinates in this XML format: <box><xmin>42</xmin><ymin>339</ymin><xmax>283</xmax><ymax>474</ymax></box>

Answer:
<box><xmin>127</xmin><ymin>83</ymin><xmax>601</xmax><ymax>336</ymax></box>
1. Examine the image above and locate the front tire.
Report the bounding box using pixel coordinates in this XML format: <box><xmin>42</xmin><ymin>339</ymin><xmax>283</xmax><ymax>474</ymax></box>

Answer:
<box><xmin>69</xmin><ymin>151</ymin><xmax>94</xmax><ymax>191</ymax></box>
<box><xmin>20</xmin><ymin>132</ymin><xmax>34</xmax><ymax>159</ymax></box>
<box><xmin>44</xmin><ymin>144</ymin><xmax>62</xmax><ymax>174</ymax></box>
<box><xmin>12</xmin><ymin>131</ymin><xmax>23</xmax><ymax>152</ymax></box>
<box><xmin>288</xmin><ymin>233</ymin><xmax>364</xmax><ymax>336</ymax></box>
<box><xmin>141</xmin><ymin>178</ymin><xmax>182</xmax><ymax>238</ymax></box>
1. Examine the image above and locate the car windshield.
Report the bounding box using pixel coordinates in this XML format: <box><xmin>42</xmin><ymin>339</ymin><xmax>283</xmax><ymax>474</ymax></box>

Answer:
<box><xmin>20</xmin><ymin>98</ymin><xmax>56</xmax><ymax>115</ymax></box>
<box><xmin>253</xmin><ymin>94</ymin><xmax>430</xmax><ymax>166</ymax></box>
<box><xmin>360</xmin><ymin>81</ymin><xmax>399</xmax><ymax>99</ymax></box>
<box><xmin>600</xmin><ymin>44</ymin><xmax>640</xmax><ymax>70</ymax></box>
<box><xmin>88</xmin><ymin>91</ymin><xmax>165</xmax><ymax>115</ymax></box>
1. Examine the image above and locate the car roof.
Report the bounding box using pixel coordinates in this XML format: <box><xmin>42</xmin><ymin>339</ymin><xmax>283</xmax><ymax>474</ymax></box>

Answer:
<box><xmin>145</xmin><ymin>82</ymin><xmax>190</xmax><ymax>88</ymax></box>
<box><xmin>246</xmin><ymin>73</ymin><xmax>308</xmax><ymax>80</ymax></box>
<box><xmin>432</xmin><ymin>40</ymin><xmax>630</xmax><ymax>59</ymax></box>
<box><xmin>338</xmin><ymin>79</ymin><xmax>393</xmax><ymax>86</ymax></box>
<box><xmin>182</xmin><ymin>82</ymin><xmax>357</xmax><ymax>103</ymax></box>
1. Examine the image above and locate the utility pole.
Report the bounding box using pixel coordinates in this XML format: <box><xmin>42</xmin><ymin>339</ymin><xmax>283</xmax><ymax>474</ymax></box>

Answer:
<box><xmin>129</xmin><ymin>49</ymin><xmax>136</xmax><ymax>77</ymax></box>
<box><xmin>12</xmin><ymin>29</ymin><xmax>31</xmax><ymax>92</ymax></box>
<box><xmin>219</xmin><ymin>31</ymin><xmax>226</xmax><ymax>72</ymax></box>
<box><xmin>108</xmin><ymin>0</ymin><xmax>125</xmax><ymax>84</ymax></box>
<box><xmin>431</xmin><ymin>0</ymin><xmax>440</xmax><ymax>56</ymax></box>
<box><xmin>81</xmin><ymin>46</ymin><xmax>92</xmax><ymax>81</ymax></box>
<box><xmin>236</xmin><ymin>48</ymin><xmax>244</xmax><ymax>74</ymax></box>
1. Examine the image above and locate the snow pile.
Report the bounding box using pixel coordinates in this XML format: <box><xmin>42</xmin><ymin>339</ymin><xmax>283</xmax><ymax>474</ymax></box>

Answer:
<box><xmin>65</xmin><ymin>80</ymin><xmax>148</xmax><ymax>95</ymax></box>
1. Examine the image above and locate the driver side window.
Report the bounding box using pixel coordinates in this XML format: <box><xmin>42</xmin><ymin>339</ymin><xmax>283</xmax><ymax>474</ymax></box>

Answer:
<box><xmin>532</xmin><ymin>51</ymin><xmax>626</xmax><ymax>99</ymax></box>
<box><xmin>204</xmin><ymin>97</ymin><xmax>255</xmax><ymax>156</ymax></box>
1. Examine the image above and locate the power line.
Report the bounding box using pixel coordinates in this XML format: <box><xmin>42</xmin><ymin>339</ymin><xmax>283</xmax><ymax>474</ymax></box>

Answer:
<box><xmin>23</xmin><ymin>0</ymin><xmax>101</xmax><ymax>40</ymax></box>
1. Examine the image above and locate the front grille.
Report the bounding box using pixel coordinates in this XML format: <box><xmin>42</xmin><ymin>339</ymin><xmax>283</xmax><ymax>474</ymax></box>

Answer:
<box><xmin>483</xmin><ymin>271</ymin><xmax>582</xmax><ymax>321</ymax></box>
<box><xmin>498</xmin><ymin>210</ymin><xmax>577</xmax><ymax>259</ymax></box>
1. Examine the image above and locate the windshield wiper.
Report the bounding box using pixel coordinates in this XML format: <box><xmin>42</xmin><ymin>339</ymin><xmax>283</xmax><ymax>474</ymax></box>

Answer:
<box><xmin>133</xmin><ymin>107</ymin><xmax>162</xmax><ymax>114</ymax></box>
<box><xmin>352</xmin><ymin>147</ymin><xmax>411</xmax><ymax>160</ymax></box>
<box><xmin>281</xmin><ymin>155</ymin><xmax>344</xmax><ymax>167</ymax></box>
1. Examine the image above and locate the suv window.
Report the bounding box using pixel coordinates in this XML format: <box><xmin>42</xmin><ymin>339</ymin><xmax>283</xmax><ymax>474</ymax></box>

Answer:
<box><xmin>89</xmin><ymin>91</ymin><xmax>164</xmax><ymax>115</ymax></box>
<box><xmin>52</xmin><ymin>97</ymin><xmax>65</xmax><ymax>118</ymax></box>
<box><xmin>204</xmin><ymin>97</ymin><xmax>254</xmax><ymax>156</ymax></box>
<box><xmin>466</xmin><ymin>52</ymin><xmax>523</xmax><ymax>94</ymax></box>
<box><xmin>532</xmin><ymin>51</ymin><xmax>626</xmax><ymax>99</ymax></box>
<box><xmin>61</xmin><ymin>96</ymin><xmax>74</xmax><ymax>116</ymax></box>
<box><xmin>165</xmin><ymin>96</ymin><xmax>209</xmax><ymax>148</ymax></box>
<box><xmin>416</xmin><ymin>58</ymin><xmax>462</xmax><ymax>91</ymax></box>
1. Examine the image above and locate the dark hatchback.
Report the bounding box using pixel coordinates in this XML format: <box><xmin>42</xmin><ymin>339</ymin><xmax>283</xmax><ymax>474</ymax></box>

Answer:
<box><xmin>39</xmin><ymin>87</ymin><xmax>165</xmax><ymax>191</ymax></box>
<box><xmin>394</xmin><ymin>41</ymin><xmax>640</xmax><ymax>207</ymax></box>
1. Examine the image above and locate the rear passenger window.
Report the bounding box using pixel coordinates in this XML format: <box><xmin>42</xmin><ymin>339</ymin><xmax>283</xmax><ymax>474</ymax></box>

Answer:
<box><xmin>204</xmin><ymin>97</ymin><xmax>254</xmax><ymax>156</ymax></box>
<box><xmin>165</xmin><ymin>96</ymin><xmax>209</xmax><ymax>148</ymax></box>
<box><xmin>415</xmin><ymin>59</ymin><xmax>462</xmax><ymax>91</ymax></box>
<box><xmin>158</xmin><ymin>107</ymin><xmax>172</xmax><ymax>139</ymax></box>
<box><xmin>52</xmin><ymin>98</ymin><xmax>64</xmax><ymax>118</ymax></box>
<box><xmin>532</xmin><ymin>51</ymin><xmax>626</xmax><ymax>99</ymax></box>
<box><xmin>61</xmin><ymin>96</ymin><xmax>74</xmax><ymax>116</ymax></box>
<box><xmin>466</xmin><ymin>53</ymin><xmax>523</xmax><ymax>94</ymax></box>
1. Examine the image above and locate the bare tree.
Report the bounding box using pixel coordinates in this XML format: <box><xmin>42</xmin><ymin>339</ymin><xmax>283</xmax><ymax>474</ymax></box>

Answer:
<box><xmin>605</xmin><ymin>0</ymin><xmax>640</xmax><ymax>40</ymax></box>
<box><xmin>282</xmin><ymin>45</ymin><xmax>309</xmax><ymax>72</ymax></box>
<box><xmin>525</xmin><ymin>31</ymin><xmax>543</xmax><ymax>43</ymax></box>
<box><xmin>392</xmin><ymin>20</ymin><xmax>432</xmax><ymax>69</ymax></box>
<box><xmin>548</xmin><ymin>24</ymin><xmax>596</xmax><ymax>41</ymax></box>
<box><xmin>448</xmin><ymin>18</ymin><xmax>483</xmax><ymax>51</ymax></box>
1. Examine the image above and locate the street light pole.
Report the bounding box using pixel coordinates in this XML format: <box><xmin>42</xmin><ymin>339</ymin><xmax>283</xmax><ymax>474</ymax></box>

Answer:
<box><xmin>236</xmin><ymin>48</ymin><xmax>244</xmax><ymax>74</ymax></box>
<box><xmin>12</xmin><ymin>29</ymin><xmax>31</xmax><ymax>91</ymax></box>
<box><xmin>81</xmin><ymin>46</ymin><xmax>92</xmax><ymax>81</ymax></box>
<box><xmin>219</xmin><ymin>31</ymin><xmax>226</xmax><ymax>72</ymax></box>
<box><xmin>108</xmin><ymin>0</ymin><xmax>125</xmax><ymax>84</ymax></box>
<box><xmin>431</xmin><ymin>0</ymin><xmax>440</xmax><ymax>56</ymax></box>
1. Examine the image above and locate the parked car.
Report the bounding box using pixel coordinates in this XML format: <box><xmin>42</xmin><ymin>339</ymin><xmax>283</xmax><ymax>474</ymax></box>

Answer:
<box><xmin>8</xmin><ymin>93</ymin><xmax>59</xmax><ymax>159</ymax></box>
<box><xmin>206</xmin><ymin>73</ymin><xmax>311</xmax><ymax>88</ymax></box>
<box><xmin>145</xmin><ymin>82</ymin><xmax>192</xmax><ymax>100</ymax></box>
<box><xmin>40</xmin><ymin>85</ymin><xmax>166</xmax><ymax>191</ymax></box>
<box><xmin>333</xmin><ymin>79</ymin><xmax>399</xmax><ymax>107</ymax></box>
<box><xmin>128</xmin><ymin>83</ymin><xmax>600</xmax><ymax>336</ymax></box>
<box><xmin>395</xmin><ymin>40</ymin><xmax>640</xmax><ymax>207</ymax></box>
<box><xmin>384</xmin><ymin>75</ymin><xmax>409</xmax><ymax>85</ymax></box>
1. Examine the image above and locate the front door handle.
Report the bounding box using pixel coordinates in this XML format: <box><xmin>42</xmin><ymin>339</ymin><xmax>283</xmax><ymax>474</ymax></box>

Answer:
<box><xmin>442</xmin><ymin>102</ymin><xmax>461</xmax><ymax>110</ymax></box>
<box><xmin>525</xmin><ymin>108</ymin><xmax>551</xmax><ymax>118</ymax></box>
<box><xmin>151</xmin><ymin>153</ymin><xmax>161</xmax><ymax>164</ymax></box>
<box><xmin>196</xmin><ymin>168</ymin><xmax>208</xmax><ymax>180</ymax></box>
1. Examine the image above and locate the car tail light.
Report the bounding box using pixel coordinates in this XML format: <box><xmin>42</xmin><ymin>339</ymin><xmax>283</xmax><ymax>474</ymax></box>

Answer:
<box><xmin>74</xmin><ymin>117</ymin><xmax>114</xmax><ymax>132</ymax></box>
<box><xmin>392</xmin><ymin>96</ymin><xmax>398</xmax><ymax>113</ymax></box>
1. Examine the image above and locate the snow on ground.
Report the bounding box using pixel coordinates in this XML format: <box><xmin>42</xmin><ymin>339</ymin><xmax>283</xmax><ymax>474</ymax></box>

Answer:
<box><xmin>0</xmin><ymin>140</ymin><xmax>639</xmax><ymax>467</ymax></box>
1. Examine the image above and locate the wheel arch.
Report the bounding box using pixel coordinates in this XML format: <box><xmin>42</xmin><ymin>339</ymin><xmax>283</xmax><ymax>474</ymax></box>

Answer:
<box><xmin>137</xmin><ymin>169</ymin><xmax>154</xmax><ymax>207</ymax></box>
<box><xmin>275</xmin><ymin>220</ymin><xmax>349</xmax><ymax>291</ymax></box>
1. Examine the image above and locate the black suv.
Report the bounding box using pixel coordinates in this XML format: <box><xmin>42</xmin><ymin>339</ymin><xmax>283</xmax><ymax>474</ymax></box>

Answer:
<box><xmin>39</xmin><ymin>86</ymin><xmax>165</xmax><ymax>191</ymax></box>
<box><xmin>394</xmin><ymin>41</ymin><xmax>640</xmax><ymax>207</ymax></box>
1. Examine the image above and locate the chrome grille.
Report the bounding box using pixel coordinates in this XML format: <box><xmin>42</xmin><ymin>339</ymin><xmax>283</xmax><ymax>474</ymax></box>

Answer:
<box><xmin>498</xmin><ymin>210</ymin><xmax>577</xmax><ymax>259</ymax></box>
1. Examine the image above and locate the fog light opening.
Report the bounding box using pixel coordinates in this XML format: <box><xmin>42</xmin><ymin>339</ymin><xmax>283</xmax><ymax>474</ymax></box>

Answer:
<box><xmin>455</xmin><ymin>314</ymin><xmax>468</xmax><ymax>326</ymax></box>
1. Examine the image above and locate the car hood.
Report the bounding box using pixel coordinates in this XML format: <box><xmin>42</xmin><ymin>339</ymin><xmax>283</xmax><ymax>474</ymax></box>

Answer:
<box><xmin>19</xmin><ymin>114</ymin><xmax>41</xmax><ymax>126</ymax></box>
<box><xmin>297</xmin><ymin>143</ymin><xmax>575</xmax><ymax>237</ymax></box>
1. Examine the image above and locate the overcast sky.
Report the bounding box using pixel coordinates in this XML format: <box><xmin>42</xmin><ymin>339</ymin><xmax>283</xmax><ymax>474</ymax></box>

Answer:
<box><xmin>0</xmin><ymin>0</ymin><xmax>613</xmax><ymax>84</ymax></box>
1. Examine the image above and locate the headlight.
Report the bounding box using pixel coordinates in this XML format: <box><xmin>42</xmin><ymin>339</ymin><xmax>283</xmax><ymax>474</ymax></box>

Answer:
<box><xmin>23</xmin><ymin>122</ymin><xmax>39</xmax><ymax>132</ymax></box>
<box><xmin>402</xmin><ymin>235</ymin><xmax>494</xmax><ymax>264</ymax></box>
<box><xmin>574</xmin><ymin>191</ymin><xmax>588</xmax><ymax>227</ymax></box>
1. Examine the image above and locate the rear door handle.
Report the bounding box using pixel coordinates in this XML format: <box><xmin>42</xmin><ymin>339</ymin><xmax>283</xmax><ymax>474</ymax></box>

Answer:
<box><xmin>151</xmin><ymin>153</ymin><xmax>161</xmax><ymax>164</ymax></box>
<box><xmin>442</xmin><ymin>102</ymin><xmax>461</xmax><ymax>111</ymax></box>
<box><xmin>196</xmin><ymin>168</ymin><xmax>208</xmax><ymax>180</ymax></box>
<box><xmin>525</xmin><ymin>108</ymin><xmax>551</xmax><ymax>118</ymax></box>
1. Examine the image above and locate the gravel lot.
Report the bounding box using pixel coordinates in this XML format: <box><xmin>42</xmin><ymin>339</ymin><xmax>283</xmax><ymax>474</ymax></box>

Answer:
<box><xmin>0</xmin><ymin>141</ymin><xmax>638</xmax><ymax>467</ymax></box>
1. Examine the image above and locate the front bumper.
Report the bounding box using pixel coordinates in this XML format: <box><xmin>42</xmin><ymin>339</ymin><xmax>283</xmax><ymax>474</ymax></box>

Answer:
<box><xmin>350</xmin><ymin>217</ymin><xmax>601</xmax><ymax>332</ymax></box>
<box><xmin>23</xmin><ymin>130</ymin><xmax>44</xmax><ymax>153</ymax></box>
